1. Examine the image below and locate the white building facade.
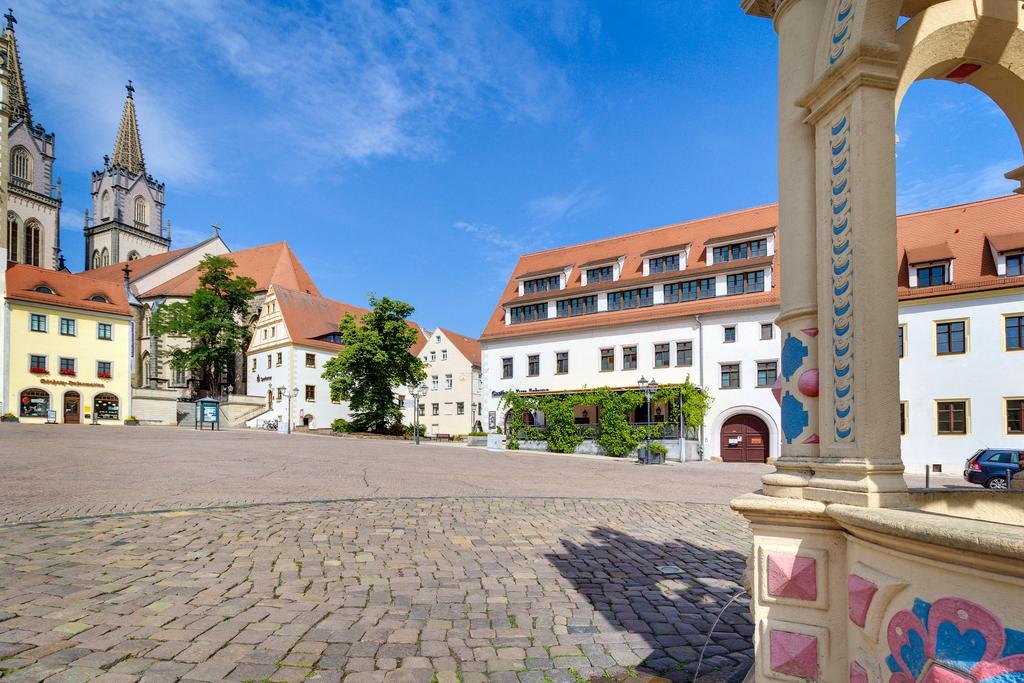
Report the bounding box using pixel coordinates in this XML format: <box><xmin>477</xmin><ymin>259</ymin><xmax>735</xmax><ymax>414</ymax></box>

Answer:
<box><xmin>482</xmin><ymin>196</ymin><xmax>1024</xmax><ymax>472</ymax></box>
<box><xmin>413</xmin><ymin>328</ymin><xmax>482</xmax><ymax>436</ymax></box>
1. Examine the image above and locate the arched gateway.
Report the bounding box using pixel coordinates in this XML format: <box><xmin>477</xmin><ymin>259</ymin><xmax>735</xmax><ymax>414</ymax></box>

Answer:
<box><xmin>720</xmin><ymin>414</ymin><xmax>769</xmax><ymax>463</ymax></box>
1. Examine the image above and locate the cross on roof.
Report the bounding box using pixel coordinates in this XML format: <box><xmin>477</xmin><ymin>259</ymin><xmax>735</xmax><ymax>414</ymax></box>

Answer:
<box><xmin>4</xmin><ymin>8</ymin><xmax>15</xmax><ymax>31</ymax></box>
<box><xmin>211</xmin><ymin>223</ymin><xmax>221</xmax><ymax>237</ymax></box>
<box><xmin>126</xmin><ymin>80</ymin><xmax>134</xmax><ymax>98</ymax></box>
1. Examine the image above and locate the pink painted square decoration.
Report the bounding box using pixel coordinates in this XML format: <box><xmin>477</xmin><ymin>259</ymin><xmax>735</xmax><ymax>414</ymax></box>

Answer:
<box><xmin>766</xmin><ymin>554</ymin><xmax>817</xmax><ymax>601</ymax></box>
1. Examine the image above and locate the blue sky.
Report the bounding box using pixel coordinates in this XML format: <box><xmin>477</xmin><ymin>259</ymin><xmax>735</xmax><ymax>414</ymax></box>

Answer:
<box><xmin>19</xmin><ymin>1</ymin><xmax>1022</xmax><ymax>336</ymax></box>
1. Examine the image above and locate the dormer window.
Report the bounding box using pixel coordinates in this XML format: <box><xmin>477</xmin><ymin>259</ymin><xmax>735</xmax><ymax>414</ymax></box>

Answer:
<box><xmin>89</xmin><ymin>294</ymin><xmax>109</xmax><ymax>303</ymax></box>
<box><xmin>713</xmin><ymin>238</ymin><xmax>768</xmax><ymax>264</ymax></box>
<box><xmin>325</xmin><ymin>333</ymin><xmax>342</xmax><ymax>344</ymax></box>
<box><xmin>649</xmin><ymin>254</ymin><xmax>679</xmax><ymax>274</ymax></box>
<box><xmin>33</xmin><ymin>285</ymin><xmax>55</xmax><ymax>294</ymax></box>
<box><xmin>1008</xmin><ymin>252</ymin><xmax>1022</xmax><ymax>277</ymax></box>
<box><xmin>523</xmin><ymin>275</ymin><xmax>560</xmax><ymax>295</ymax></box>
<box><xmin>916</xmin><ymin>263</ymin><xmax>947</xmax><ymax>287</ymax></box>
<box><xmin>586</xmin><ymin>265</ymin><xmax>614</xmax><ymax>284</ymax></box>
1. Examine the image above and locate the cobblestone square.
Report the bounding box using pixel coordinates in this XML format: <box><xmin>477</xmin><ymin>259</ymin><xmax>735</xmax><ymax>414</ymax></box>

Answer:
<box><xmin>0</xmin><ymin>427</ymin><xmax>768</xmax><ymax>682</ymax></box>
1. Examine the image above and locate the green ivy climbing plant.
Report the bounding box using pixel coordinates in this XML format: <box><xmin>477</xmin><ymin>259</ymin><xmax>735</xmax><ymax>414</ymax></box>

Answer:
<box><xmin>499</xmin><ymin>379</ymin><xmax>712</xmax><ymax>457</ymax></box>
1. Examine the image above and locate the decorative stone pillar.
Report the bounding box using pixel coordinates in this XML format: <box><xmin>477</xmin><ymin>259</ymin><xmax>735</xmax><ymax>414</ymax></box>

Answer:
<box><xmin>763</xmin><ymin>0</ymin><xmax>827</xmax><ymax>499</ymax></box>
<box><xmin>797</xmin><ymin>24</ymin><xmax>907</xmax><ymax>507</ymax></box>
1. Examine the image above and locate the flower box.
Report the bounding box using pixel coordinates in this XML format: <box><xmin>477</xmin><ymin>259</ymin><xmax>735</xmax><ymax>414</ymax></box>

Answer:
<box><xmin>29</xmin><ymin>367</ymin><xmax>48</xmax><ymax>374</ymax></box>
<box><xmin>98</xmin><ymin>372</ymin><xmax>112</xmax><ymax>379</ymax></box>
<box><xmin>59</xmin><ymin>369</ymin><xmax>76</xmax><ymax>376</ymax></box>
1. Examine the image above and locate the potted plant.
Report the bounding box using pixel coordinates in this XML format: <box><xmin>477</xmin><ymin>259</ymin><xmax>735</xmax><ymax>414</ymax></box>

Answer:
<box><xmin>124</xmin><ymin>416</ymin><xmax>140</xmax><ymax>426</ymax></box>
<box><xmin>1</xmin><ymin>412</ymin><xmax>19</xmax><ymax>423</ymax></box>
<box><xmin>98</xmin><ymin>371</ymin><xmax>112</xmax><ymax>379</ymax></box>
<box><xmin>29</xmin><ymin>367</ymin><xmax>48</xmax><ymax>375</ymax></box>
<box><xmin>60</xmin><ymin>368</ymin><xmax>76</xmax><ymax>377</ymax></box>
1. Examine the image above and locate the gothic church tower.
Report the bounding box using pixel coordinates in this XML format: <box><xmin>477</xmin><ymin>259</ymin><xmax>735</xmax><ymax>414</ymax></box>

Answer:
<box><xmin>84</xmin><ymin>82</ymin><xmax>170</xmax><ymax>270</ymax></box>
<box><xmin>4</xmin><ymin>10</ymin><xmax>61</xmax><ymax>270</ymax></box>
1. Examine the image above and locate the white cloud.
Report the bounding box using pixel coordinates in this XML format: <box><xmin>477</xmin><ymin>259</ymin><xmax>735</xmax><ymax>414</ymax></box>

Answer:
<box><xmin>21</xmin><ymin>0</ymin><xmax>577</xmax><ymax>183</ymax></box>
<box><xmin>897</xmin><ymin>159</ymin><xmax>1018</xmax><ymax>214</ymax></box>
<box><xmin>526</xmin><ymin>184</ymin><xmax>604</xmax><ymax>224</ymax></box>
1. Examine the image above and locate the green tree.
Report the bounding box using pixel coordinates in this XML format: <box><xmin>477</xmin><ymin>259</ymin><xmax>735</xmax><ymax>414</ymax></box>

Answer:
<box><xmin>321</xmin><ymin>296</ymin><xmax>426</xmax><ymax>433</ymax></box>
<box><xmin>150</xmin><ymin>254</ymin><xmax>256</xmax><ymax>392</ymax></box>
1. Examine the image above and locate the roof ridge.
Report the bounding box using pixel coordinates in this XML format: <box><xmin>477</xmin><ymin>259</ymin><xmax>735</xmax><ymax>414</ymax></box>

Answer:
<box><xmin>897</xmin><ymin>194</ymin><xmax>1020</xmax><ymax>219</ymax></box>
<box><xmin>517</xmin><ymin>203</ymin><xmax>779</xmax><ymax>259</ymax></box>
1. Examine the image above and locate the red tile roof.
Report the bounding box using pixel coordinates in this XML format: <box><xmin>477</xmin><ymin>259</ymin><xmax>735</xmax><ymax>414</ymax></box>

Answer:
<box><xmin>482</xmin><ymin>194</ymin><xmax>1024</xmax><ymax>341</ymax></box>
<box><xmin>273</xmin><ymin>286</ymin><xmax>428</xmax><ymax>355</ymax></box>
<box><xmin>6</xmin><ymin>263</ymin><xmax>132</xmax><ymax>316</ymax></box>
<box><xmin>439</xmin><ymin>328</ymin><xmax>482</xmax><ymax>366</ymax></box>
<box><xmin>141</xmin><ymin>242</ymin><xmax>320</xmax><ymax>298</ymax></box>
<box><xmin>481</xmin><ymin>204</ymin><xmax>780</xmax><ymax>340</ymax></box>
<box><xmin>897</xmin><ymin>194</ymin><xmax>1024</xmax><ymax>300</ymax></box>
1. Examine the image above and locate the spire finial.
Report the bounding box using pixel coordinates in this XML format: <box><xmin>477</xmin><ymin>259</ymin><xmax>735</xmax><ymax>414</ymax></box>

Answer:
<box><xmin>126</xmin><ymin>79</ymin><xmax>134</xmax><ymax>98</ymax></box>
<box><xmin>5</xmin><ymin>8</ymin><xmax>16</xmax><ymax>31</ymax></box>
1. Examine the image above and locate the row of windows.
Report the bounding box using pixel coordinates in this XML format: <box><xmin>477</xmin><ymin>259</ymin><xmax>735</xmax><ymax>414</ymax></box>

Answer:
<box><xmin>499</xmin><ymin>329</ymin><xmax>775</xmax><ymax>379</ymax></box>
<box><xmin>28</xmin><ymin>356</ymin><xmax>114</xmax><ymax>378</ymax></box>
<box><xmin>418</xmin><ymin>402</ymin><xmax>470</xmax><ymax>417</ymax></box>
<box><xmin>510</xmin><ymin>269</ymin><xmax>767</xmax><ymax>324</ymax></box>
<box><xmin>718</xmin><ymin>361</ymin><xmax>778</xmax><ymax>389</ymax></box>
<box><xmin>899</xmin><ymin>399</ymin><xmax>1024</xmax><ymax>436</ymax></box>
<box><xmin>98</xmin><ymin>191</ymin><xmax>149</xmax><ymax>226</ymax></box>
<box><xmin>914</xmin><ymin>252</ymin><xmax>1022</xmax><ymax>287</ymax></box>
<box><xmin>430</xmin><ymin>374</ymin><xmax>455</xmax><ymax>390</ymax></box>
<box><xmin>712</xmin><ymin>239</ymin><xmax>768</xmax><ymax>264</ymax></box>
<box><xmin>422</xmin><ymin>349</ymin><xmax>449</xmax><ymax>362</ymax></box>
<box><xmin>7</xmin><ymin>216</ymin><xmax>43</xmax><ymax>267</ymax></box>
<box><xmin>252</xmin><ymin>352</ymin><xmax>320</xmax><ymax>370</ymax></box>
<box><xmin>523</xmin><ymin>275</ymin><xmax>561</xmax><ymax>294</ymax></box>
<box><xmin>897</xmin><ymin>315</ymin><xmax>1024</xmax><ymax>357</ymax></box>
<box><xmin>29</xmin><ymin>314</ymin><xmax>114</xmax><ymax>340</ymax></box>
<box><xmin>649</xmin><ymin>254</ymin><xmax>680</xmax><ymax>274</ymax></box>
<box><xmin>19</xmin><ymin>389</ymin><xmax>121</xmax><ymax>419</ymax></box>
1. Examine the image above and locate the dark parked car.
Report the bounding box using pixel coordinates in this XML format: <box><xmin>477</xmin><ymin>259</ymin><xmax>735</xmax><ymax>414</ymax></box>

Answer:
<box><xmin>964</xmin><ymin>449</ymin><xmax>1022</xmax><ymax>489</ymax></box>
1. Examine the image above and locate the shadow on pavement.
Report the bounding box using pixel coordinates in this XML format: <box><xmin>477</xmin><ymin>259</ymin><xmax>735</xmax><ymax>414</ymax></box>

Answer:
<box><xmin>547</xmin><ymin>526</ymin><xmax>753</xmax><ymax>683</ymax></box>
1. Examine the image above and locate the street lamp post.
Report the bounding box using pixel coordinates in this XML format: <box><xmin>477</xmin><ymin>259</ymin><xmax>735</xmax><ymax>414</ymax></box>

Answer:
<box><xmin>637</xmin><ymin>376</ymin><xmax>658</xmax><ymax>463</ymax></box>
<box><xmin>279</xmin><ymin>386</ymin><xmax>299</xmax><ymax>434</ymax></box>
<box><xmin>410</xmin><ymin>384</ymin><xmax>427</xmax><ymax>445</ymax></box>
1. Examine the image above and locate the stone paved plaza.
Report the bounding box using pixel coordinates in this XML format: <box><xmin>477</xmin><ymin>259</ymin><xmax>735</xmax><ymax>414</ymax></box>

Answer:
<box><xmin>0</xmin><ymin>427</ymin><xmax>764</xmax><ymax>682</ymax></box>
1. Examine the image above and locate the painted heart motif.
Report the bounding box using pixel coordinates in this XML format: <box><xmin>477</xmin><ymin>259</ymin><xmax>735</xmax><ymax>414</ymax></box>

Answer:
<box><xmin>936</xmin><ymin>622</ymin><xmax>988</xmax><ymax>673</ymax></box>
<box><xmin>901</xmin><ymin>630</ymin><xmax>928</xmax><ymax>679</ymax></box>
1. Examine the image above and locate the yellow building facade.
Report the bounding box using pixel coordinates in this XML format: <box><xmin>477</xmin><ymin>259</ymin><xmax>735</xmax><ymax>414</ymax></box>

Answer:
<box><xmin>6</xmin><ymin>265</ymin><xmax>132</xmax><ymax>424</ymax></box>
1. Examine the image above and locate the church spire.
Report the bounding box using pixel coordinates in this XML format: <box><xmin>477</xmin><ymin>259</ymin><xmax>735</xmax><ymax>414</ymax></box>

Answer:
<box><xmin>111</xmin><ymin>80</ymin><xmax>146</xmax><ymax>174</ymax></box>
<box><xmin>4</xmin><ymin>8</ymin><xmax>32</xmax><ymax>126</ymax></box>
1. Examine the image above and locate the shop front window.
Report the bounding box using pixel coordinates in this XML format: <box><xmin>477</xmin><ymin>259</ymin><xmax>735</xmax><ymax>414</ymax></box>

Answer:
<box><xmin>94</xmin><ymin>393</ymin><xmax>120</xmax><ymax>420</ymax></box>
<box><xmin>20</xmin><ymin>388</ymin><xmax>49</xmax><ymax>417</ymax></box>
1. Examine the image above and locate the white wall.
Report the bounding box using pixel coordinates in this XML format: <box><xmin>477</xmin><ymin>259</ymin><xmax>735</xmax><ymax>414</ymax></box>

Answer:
<box><xmin>481</xmin><ymin>306</ymin><xmax>781</xmax><ymax>460</ymax></box>
<box><xmin>246</xmin><ymin>344</ymin><xmax>353</xmax><ymax>430</ymax></box>
<box><xmin>898</xmin><ymin>291</ymin><xmax>1024</xmax><ymax>472</ymax></box>
<box><xmin>413</xmin><ymin>329</ymin><xmax>481</xmax><ymax>435</ymax></box>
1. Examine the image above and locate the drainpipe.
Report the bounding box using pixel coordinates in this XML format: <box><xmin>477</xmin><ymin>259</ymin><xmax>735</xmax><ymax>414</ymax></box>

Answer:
<box><xmin>695</xmin><ymin>313</ymin><xmax>705</xmax><ymax>460</ymax></box>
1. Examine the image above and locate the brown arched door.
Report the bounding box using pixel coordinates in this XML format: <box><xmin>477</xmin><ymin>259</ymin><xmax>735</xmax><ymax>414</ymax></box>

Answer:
<box><xmin>63</xmin><ymin>391</ymin><xmax>81</xmax><ymax>424</ymax></box>
<box><xmin>720</xmin><ymin>414</ymin><xmax>769</xmax><ymax>463</ymax></box>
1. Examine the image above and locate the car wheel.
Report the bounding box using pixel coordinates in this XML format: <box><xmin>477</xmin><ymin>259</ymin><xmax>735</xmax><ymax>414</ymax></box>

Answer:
<box><xmin>986</xmin><ymin>477</ymin><xmax>1008</xmax><ymax>490</ymax></box>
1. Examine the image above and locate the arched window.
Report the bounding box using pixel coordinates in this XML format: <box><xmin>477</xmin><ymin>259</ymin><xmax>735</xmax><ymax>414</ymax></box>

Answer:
<box><xmin>92</xmin><ymin>250</ymin><xmax>101</xmax><ymax>269</ymax></box>
<box><xmin>133</xmin><ymin>197</ymin><xmax>148</xmax><ymax>226</ymax></box>
<box><xmin>33</xmin><ymin>285</ymin><xmax>54</xmax><ymax>294</ymax></box>
<box><xmin>126</xmin><ymin>250</ymin><xmax>140</xmax><ymax>261</ymax></box>
<box><xmin>10</xmin><ymin>146</ymin><xmax>30</xmax><ymax>182</ymax></box>
<box><xmin>24</xmin><ymin>222</ymin><xmax>40</xmax><ymax>267</ymax></box>
<box><xmin>20</xmin><ymin>388</ymin><xmax>49</xmax><ymax>418</ymax></box>
<box><xmin>94</xmin><ymin>393</ymin><xmax>119</xmax><ymax>420</ymax></box>
<box><xmin>100</xmin><ymin>191</ymin><xmax>111</xmax><ymax>220</ymax></box>
<box><xmin>89</xmin><ymin>294</ymin><xmax>108</xmax><ymax>303</ymax></box>
<box><xmin>6</xmin><ymin>214</ymin><xmax>19</xmax><ymax>263</ymax></box>
<box><xmin>101</xmin><ymin>247</ymin><xmax>109</xmax><ymax>267</ymax></box>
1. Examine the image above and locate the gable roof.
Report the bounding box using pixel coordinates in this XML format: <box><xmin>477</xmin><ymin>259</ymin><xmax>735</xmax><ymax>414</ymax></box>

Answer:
<box><xmin>272</xmin><ymin>285</ymin><xmax>428</xmax><ymax>355</ymax></box>
<box><xmin>140</xmin><ymin>242</ymin><xmax>320</xmax><ymax>299</ymax></box>
<box><xmin>897</xmin><ymin>194</ymin><xmax>1024</xmax><ymax>300</ymax></box>
<box><xmin>438</xmin><ymin>327</ymin><xmax>482</xmax><ymax>366</ymax></box>
<box><xmin>6</xmin><ymin>263</ymin><xmax>131</xmax><ymax>316</ymax></box>
<box><xmin>85</xmin><ymin>239</ymin><xmax>217</xmax><ymax>283</ymax></box>
<box><xmin>481</xmin><ymin>204</ymin><xmax>780</xmax><ymax>340</ymax></box>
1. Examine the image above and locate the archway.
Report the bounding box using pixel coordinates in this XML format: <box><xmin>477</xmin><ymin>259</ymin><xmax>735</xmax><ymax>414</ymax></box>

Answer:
<box><xmin>715</xmin><ymin>409</ymin><xmax>775</xmax><ymax>463</ymax></box>
<box><xmin>63</xmin><ymin>391</ymin><xmax>81</xmax><ymax>424</ymax></box>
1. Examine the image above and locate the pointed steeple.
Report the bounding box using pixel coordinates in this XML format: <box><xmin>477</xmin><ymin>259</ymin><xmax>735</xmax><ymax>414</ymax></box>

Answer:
<box><xmin>4</xmin><ymin>8</ymin><xmax>32</xmax><ymax>125</ymax></box>
<box><xmin>111</xmin><ymin>80</ymin><xmax>146</xmax><ymax>174</ymax></box>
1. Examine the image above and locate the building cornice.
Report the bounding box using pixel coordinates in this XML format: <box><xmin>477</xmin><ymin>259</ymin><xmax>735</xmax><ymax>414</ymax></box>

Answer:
<box><xmin>85</xmin><ymin>220</ymin><xmax>171</xmax><ymax>246</ymax></box>
<box><xmin>9</xmin><ymin>183</ymin><xmax>60</xmax><ymax>208</ymax></box>
<box><xmin>798</xmin><ymin>43</ymin><xmax>901</xmax><ymax>125</ymax></box>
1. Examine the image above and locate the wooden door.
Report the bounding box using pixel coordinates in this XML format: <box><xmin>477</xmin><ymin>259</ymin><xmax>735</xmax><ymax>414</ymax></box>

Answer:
<box><xmin>63</xmin><ymin>392</ymin><xmax>81</xmax><ymax>424</ymax></box>
<box><xmin>720</xmin><ymin>414</ymin><xmax>769</xmax><ymax>463</ymax></box>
